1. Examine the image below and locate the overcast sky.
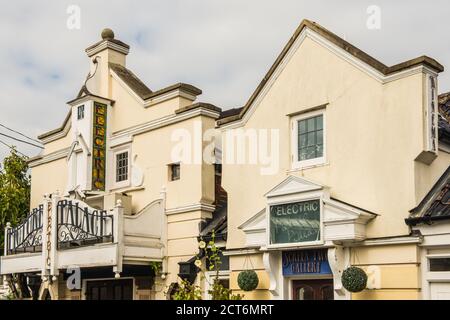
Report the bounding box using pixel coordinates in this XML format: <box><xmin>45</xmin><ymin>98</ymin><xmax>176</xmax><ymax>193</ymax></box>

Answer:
<box><xmin>0</xmin><ymin>0</ymin><xmax>449</xmax><ymax>162</ymax></box>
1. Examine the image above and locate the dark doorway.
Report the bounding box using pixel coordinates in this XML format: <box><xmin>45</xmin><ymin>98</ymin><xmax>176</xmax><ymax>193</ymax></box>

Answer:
<box><xmin>292</xmin><ymin>279</ymin><xmax>334</xmax><ymax>300</ymax></box>
<box><xmin>86</xmin><ymin>279</ymin><xmax>133</xmax><ymax>300</ymax></box>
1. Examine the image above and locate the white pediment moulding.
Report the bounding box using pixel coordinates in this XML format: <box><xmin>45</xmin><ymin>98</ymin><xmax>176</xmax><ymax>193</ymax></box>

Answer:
<box><xmin>239</xmin><ymin>175</ymin><xmax>377</xmax><ymax>248</ymax></box>
<box><xmin>265</xmin><ymin>175</ymin><xmax>324</xmax><ymax>198</ymax></box>
<box><xmin>219</xmin><ymin>26</ymin><xmax>437</xmax><ymax>131</ymax></box>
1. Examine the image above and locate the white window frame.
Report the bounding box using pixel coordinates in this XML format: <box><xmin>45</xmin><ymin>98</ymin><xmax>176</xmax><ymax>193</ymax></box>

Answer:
<box><xmin>111</xmin><ymin>145</ymin><xmax>131</xmax><ymax>190</ymax></box>
<box><xmin>291</xmin><ymin>110</ymin><xmax>326</xmax><ymax>170</ymax></box>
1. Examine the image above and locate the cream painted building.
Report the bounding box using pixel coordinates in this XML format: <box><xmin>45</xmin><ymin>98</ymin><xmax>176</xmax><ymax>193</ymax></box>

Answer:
<box><xmin>1</xmin><ymin>20</ymin><xmax>450</xmax><ymax>301</ymax></box>
<box><xmin>217</xmin><ymin>20</ymin><xmax>450</xmax><ymax>300</ymax></box>
<box><xmin>1</xmin><ymin>28</ymin><xmax>223</xmax><ymax>300</ymax></box>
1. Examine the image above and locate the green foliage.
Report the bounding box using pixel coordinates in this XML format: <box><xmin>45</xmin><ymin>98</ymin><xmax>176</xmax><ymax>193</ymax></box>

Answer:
<box><xmin>173</xmin><ymin>231</ymin><xmax>243</xmax><ymax>300</ymax></box>
<box><xmin>0</xmin><ymin>148</ymin><xmax>30</xmax><ymax>249</ymax></box>
<box><xmin>237</xmin><ymin>270</ymin><xmax>259</xmax><ymax>292</ymax></box>
<box><xmin>172</xmin><ymin>279</ymin><xmax>202</xmax><ymax>300</ymax></box>
<box><xmin>150</xmin><ymin>261</ymin><xmax>162</xmax><ymax>274</ymax></box>
<box><xmin>342</xmin><ymin>266</ymin><xmax>367</xmax><ymax>293</ymax></box>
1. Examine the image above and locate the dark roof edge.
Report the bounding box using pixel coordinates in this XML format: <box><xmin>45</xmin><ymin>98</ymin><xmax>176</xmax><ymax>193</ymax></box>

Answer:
<box><xmin>175</xmin><ymin>102</ymin><xmax>222</xmax><ymax>116</ymax></box>
<box><xmin>109</xmin><ymin>63</ymin><xmax>153</xmax><ymax>98</ymax></box>
<box><xmin>144</xmin><ymin>83</ymin><xmax>202</xmax><ymax>100</ymax></box>
<box><xmin>37</xmin><ymin>111</ymin><xmax>72</xmax><ymax>141</ymax></box>
<box><xmin>409</xmin><ymin>166</ymin><xmax>450</xmax><ymax>215</ymax></box>
<box><xmin>67</xmin><ymin>93</ymin><xmax>115</xmax><ymax>106</ymax></box>
<box><xmin>218</xmin><ymin>19</ymin><xmax>444</xmax><ymax>126</ymax></box>
<box><xmin>330</xmin><ymin>197</ymin><xmax>379</xmax><ymax>216</ymax></box>
<box><xmin>405</xmin><ymin>215</ymin><xmax>450</xmax><ymax>227</ymax></box>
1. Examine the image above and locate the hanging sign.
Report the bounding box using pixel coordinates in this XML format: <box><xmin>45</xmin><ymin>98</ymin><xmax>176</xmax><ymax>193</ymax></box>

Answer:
<box><xmin>92</xmin><ymin>102</ymin><xmax>107</xmax><ymax>191</ymax></box>
<box><xmin>282</xmin><ymin>249</ymin><xmax>331</xmax><ymax>276</ymax></box>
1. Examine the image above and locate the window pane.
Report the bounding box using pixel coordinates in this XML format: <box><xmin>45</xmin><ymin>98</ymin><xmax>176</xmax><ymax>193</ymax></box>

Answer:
<box><xmin>295</xmin><ymin>115</ymin><xmax>324</xmax><ymax>163</ymax></box>
<box><xmin>316</xmin><ymin>144</ymin><xmax>324</xmax><ymax>158</ymax></box>
<box><xmin>307</xmin><ymin>118</ymin><xmax>315</xmax><ymax>132</ymax></box>
<box><xmin>306</xmin><ymin>146</ymin><xmax>316</xmax><ymax>159</ymax></box>
<box><xmin>430</xmin><ymin>258</ymin><xmax>450</xmax><ymax>271</ymax></box>
<box><xmin>116</xmin><ymin>152</ymin><xmax>129</xmax><ymax>183</ymax></box>
<box><xmin>77</xmin><ymin>105</ymin><xmax>85</xmax><ymax>120</ymax></box>
<box><xmin>307</xmin><ymin>132</ymin><xmax>315</xmax><ymax>146</ymax></box>
<box><xmin>299</xmin><ymin>134</ymin><xmax>307</xmax><ymax>148</ymax></box>
<box><xmin>316</xmin><ymin>115</ymin><xmax>323</xmax><ymax>130</ymax></box>
<box><xmin>299</xmin><ymin>148</ymin><xmax>307</xmax><ymax>161</ymax></box>
<box><xmin>299</xmin><ymin>120</ymin><xmax>307</xmax><ymax>134</ymax></box>
<box><xmin>170</xmin><ymin>164</ymin><xmax>180</xmax><ymax>181</ymax></box>
<box><xmin>316</xmin><ymin>129</ymin><xmax>323</xmax><ymax>145</ymax></box>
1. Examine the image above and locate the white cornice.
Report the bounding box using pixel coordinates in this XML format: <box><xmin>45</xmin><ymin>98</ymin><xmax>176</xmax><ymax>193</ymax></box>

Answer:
<box><xmin>165</xmin><ymin>203</ymin><xmax>216</xmax><ymax>215</ymax></box>
<box><xmin>347</xmin><ymin>236</ymin><xmax>423</xmax><ymax>247</ymax></box>
<box><xmin>86</xmin><ymin>40</ymin><xmax>130</xmax><ymax>57</ymax></box>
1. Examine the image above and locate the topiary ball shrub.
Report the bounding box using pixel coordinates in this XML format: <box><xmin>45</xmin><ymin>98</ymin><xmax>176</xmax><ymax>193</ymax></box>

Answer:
<box><xmin>237</xmin><ymin>270</ymin><xmax>259</xmax><ymax>291</ymax></box>
<box><xmin>342</xmin><ymin>266</ymin><xmax>367</xmax><ymax>293</ymax></box>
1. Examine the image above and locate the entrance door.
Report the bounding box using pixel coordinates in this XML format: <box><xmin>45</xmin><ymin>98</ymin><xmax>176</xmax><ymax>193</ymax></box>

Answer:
<box><xmin>292</xmin><ymin>279</ymin><xmax>334</xmax><ymax>300</ymax></box>
<box><xmin>86</xmin><ymin>279</ymin><xmax>134</xmax><ymax>300</ymax></box>
<box><xmin>430</xmin><ymin>283</ymin><xmax>450</xmax><ymax>300</ymax></box>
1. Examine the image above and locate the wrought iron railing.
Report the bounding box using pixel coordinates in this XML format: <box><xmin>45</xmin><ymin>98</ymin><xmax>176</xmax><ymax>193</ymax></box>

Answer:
<box><xmin>6</xmin><ymin>205</ymin><xmax>44</xmax><ymax>255</ymax></box>
<box><xmin>57</xmin><ymin>200</ymin><xmax>114</xmax><ymax>249</ymax></box>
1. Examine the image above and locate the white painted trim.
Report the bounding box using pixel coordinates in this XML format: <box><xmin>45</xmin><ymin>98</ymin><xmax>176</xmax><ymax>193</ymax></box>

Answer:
<box><xmin>77</xmin><ymin>133</ymin><xmax>91</xmax><ymax>156</ymax></box>
<box><xmin>238</xmin><ymin>208</ymin><xmax>265</xmax><ymax>230</ymax></box>
<box><xmin>66</xmin><ymin>141</ymin><xmax>78</xmax><ymax>161</ymax></box>
<box><xmin>165</xmin><ymin>203</ymin><xmax>216</xmax><ymax>215</ymax></box>
<box><xmin>86</xmin><ymin>40</ymin><xmax>130</xmax><ymax>57</ymax></box>
<box><xmin>110</xmin><ymin>145</ymin><xmax>132</xmax><ymax>190</ymax></box>
<box><xmin>221</xmin><ymin>249</ymin><xmax>261</xmax><ymax>257</ymax></box>
<box><xmin>346</xmin><ymin>236</ymin><xmax>422</xmax><ymax>247</ymax></box>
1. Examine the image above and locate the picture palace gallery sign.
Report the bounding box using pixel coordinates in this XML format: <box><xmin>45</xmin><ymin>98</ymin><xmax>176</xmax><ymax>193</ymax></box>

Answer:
<box><xmin>282</xmin><ymin>249</ymin><xmax>332</xmax><ymax>276</ymax></box>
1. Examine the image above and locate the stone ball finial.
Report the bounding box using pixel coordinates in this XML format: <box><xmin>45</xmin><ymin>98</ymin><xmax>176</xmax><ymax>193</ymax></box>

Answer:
<box><xmin>101</xmin><ymin>28</ymin><xmax>115</xmax><ymax>40</ymax></box>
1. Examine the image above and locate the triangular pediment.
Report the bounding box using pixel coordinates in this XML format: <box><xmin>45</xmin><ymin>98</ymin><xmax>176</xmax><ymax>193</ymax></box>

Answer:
<box><xmin>265</xmin><ymin>175</ymin><xmax>323</xmax><ymax>198</ymax></box>
<box><xmin>238</xmin><ymin>208</ymin><xmax>266</xmax><ymax>232</ymax></box>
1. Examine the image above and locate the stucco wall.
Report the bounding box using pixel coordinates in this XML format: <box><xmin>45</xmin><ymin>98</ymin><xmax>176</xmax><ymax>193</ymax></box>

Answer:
<box><xmin>222</xmin><ymin>35</ymin><xmax>447</xmax><ymax>251</ymax></box>
<box><xmin>30</xmin><ymin>157</ymin><xmax>68</xmax><ymax>209</ymax></box>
